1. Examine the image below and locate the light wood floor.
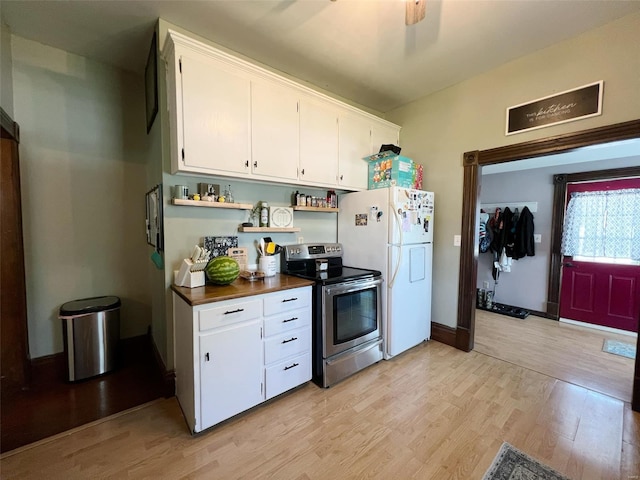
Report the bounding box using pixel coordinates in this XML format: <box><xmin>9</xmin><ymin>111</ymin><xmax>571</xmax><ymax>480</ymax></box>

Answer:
<box><xmin>474</xmin><ymin>309</ymin><xmax>637</xmax><ymax>402</ymax></box>
<box><xmin>2</xmin><ymin>332</ymin><xmax>639</xmax><ymax>479</ymax></box>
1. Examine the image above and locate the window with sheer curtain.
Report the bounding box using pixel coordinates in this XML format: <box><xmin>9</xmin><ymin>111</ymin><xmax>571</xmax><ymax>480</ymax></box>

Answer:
<box><xmin>561</xmin><ymin>188</ymin><xmax>640</xmax><ymax>263</ymax></box>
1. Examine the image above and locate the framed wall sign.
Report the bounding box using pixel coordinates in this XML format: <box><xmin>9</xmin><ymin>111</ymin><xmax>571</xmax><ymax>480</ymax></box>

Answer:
<box><xmin>146</xmin><ymin>184</ymin><xmax>164</xmax><ymax>250</ymax></box>
<box><xmin>506</xmin><ymin>81</ymin><xmax>603</xmax><ymax>135</ymax></box>
<box><xmin>145</xmin><ymin>31</ymin><xmax>158</xmax><ymax>134</ymax></box>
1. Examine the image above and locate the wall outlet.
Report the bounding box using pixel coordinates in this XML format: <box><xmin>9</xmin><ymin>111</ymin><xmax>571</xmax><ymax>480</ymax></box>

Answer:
<box><xmin>297</xmin><ymin>236</ymin><xmax>304</xmax><ymax>244</ymax></box>
<box><xmin>482</xmin><ymin>281</ymin><xmax>490</xmax><ymax>289</ymax></box>
<box><xmin>453</xmin><ymin>234</ymin><xmax>461</xmax><ymax>247</ymax></box>
<box><xmin>534</xmin><ymin>234</ymin><xmax>542</xmax><ymax>243</ymax></box>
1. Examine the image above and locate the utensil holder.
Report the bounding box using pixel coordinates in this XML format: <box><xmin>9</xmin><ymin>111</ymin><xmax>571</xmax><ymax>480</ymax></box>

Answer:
<box><xmin>259</xmin><ymin>256</ymin><xmax>277</xmax><ymax>277</ymax></box>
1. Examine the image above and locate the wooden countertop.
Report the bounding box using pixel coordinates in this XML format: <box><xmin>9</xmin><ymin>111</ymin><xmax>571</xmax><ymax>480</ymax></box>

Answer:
<box><xmin>171</xmin><ymin>273</ymin><xmax>315</xmax><ymax>306</ymax></box>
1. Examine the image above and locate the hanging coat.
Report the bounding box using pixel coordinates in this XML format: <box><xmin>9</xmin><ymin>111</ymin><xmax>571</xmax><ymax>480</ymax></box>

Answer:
<box><xmin>513</xmin><ymin>206</ymin><xmax>535</xmax><ymax>259</ymax></box>
<box><xmin>490</xmin><ymin>207</ymin><xmax>513</xmax><ymax>255</ymax></box>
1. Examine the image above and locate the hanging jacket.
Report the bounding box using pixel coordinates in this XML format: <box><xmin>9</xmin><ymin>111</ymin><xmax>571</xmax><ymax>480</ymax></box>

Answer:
<box><xmin>504</xmin><ymin>208</ymin><xmax>519</xmax><ymax>257</ymax></box>
<box><xmin>513</xmin><ymin>206</ymin><xmax>535</xmax><ymax>259</ymax></box>
<box><xmin>490</xmin><ymin>207</ymin><xmax>513</xmax><ymax>255</ymax></box>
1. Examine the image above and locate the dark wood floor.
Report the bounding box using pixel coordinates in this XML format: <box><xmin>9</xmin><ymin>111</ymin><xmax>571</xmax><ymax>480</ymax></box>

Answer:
<box><xmin>0</xmin><ymin>335</ymin><xmax>165</xmax><ymax>453</ymax></box>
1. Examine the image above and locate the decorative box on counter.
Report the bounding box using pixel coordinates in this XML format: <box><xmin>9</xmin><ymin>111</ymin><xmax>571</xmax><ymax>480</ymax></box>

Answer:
<box><xmin>364</xmin><ymin>151</ymin><xmax>422</xmax><ymax>190</ymax></box>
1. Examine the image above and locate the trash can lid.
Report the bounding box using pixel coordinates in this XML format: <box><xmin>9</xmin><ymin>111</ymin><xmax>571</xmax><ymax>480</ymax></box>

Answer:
<box><xmin>59</xmin><ymin>296</ymin><xmax>121</xmax><ymax>316</ymax></box>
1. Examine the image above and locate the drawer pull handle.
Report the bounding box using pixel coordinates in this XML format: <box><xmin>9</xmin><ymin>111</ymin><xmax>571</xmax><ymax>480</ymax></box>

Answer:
<box><xmin>282</xmin><ymin>337</ymin><xmax>298</xmax><ymax>344</ymax></box>
<box><xmin>283</xmin><ymin>317</ymin><xmax>298</xmax><ymax>323</ymax></box>
<box><xmin>284</xmin><ymin>362</ymin><xmax>299</xmax><ymax>371</ymax></box>
<box><xmin>281</xmin><ymin>298</ymin><xmax>298</xmax><ymax>303</ymax></box>
<box><xmin>224</xmin><ymin>308</ymin><xmax>244</xmax><ymax>315</ymax></box>
<box><xmin>205</xmin><ymin>353</ymin><xmax>210</xmax><ymax>362</ymax></box>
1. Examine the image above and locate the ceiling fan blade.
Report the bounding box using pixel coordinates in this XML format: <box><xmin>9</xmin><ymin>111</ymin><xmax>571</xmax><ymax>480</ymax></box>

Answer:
<box><xmin>406</xmin><ymin>0</ymin><xmax>426</xmax><ymax>26</ymax></box>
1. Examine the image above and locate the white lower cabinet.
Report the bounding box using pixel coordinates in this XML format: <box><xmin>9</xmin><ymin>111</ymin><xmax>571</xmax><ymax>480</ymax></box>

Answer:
<box><xmin>265</xmin><ymin>352</ymin><xmax>311</xmax><ymax>400</ymax></box>
<box><xmin>173</xmin><ymin>285</ymin><xmax>312</xmax><ymax>433</ymax></box>
<box><xmin>199</xmin><ymin>319</ymin><xmax>263</xmax><ymax>429</ymax></box>
<box><xmin>262</xmin><ymin>290</ymin><xmax>312</xmax><ymax>400</ymax></box>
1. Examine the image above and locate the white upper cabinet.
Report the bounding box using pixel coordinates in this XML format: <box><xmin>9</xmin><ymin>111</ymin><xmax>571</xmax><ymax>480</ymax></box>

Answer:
<box><xmin>169</xmin><ymin>44</ymin><xmax>251</xmax><ymax>176</ymax></box>
<box><xmin>299</xmin><ymin>96</ymin><xmax>340</xmax><ymax>187</ymax></box>
<box><xmin>251</xmin><ymin>79</ymin><xmax>299</xmax><ymax>181</ymax></box>
<box><xmin>338</xmin><ymin>111</ymin><xmax>372</xmax><ymax>190</ymax></box>
<box><xmin>371</xmin><ymin>121</ymin><xmax>400</xmax><ymax>154</ymax></box>
<box><xmin>163</xmin><ymin>30</ymin><xmax>400</xmax><ymax>191</ymax></box>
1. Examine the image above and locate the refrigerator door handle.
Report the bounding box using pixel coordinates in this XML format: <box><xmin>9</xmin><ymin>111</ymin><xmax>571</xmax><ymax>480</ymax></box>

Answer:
<box><xmin>389</xmin><ymin>199</ymin><xmax>404</xmax><ymax>288</ymax></box>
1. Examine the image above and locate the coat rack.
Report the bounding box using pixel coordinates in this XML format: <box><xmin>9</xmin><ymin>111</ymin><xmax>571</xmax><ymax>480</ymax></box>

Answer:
<box><xmin>480</xmin><ymin>201</ymin><xmax>538</xmax><ymax>214</ymax></box>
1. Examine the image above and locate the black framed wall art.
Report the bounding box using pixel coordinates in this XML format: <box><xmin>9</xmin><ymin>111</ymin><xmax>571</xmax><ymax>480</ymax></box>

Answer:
<box><xmin>146</xmin><ymin>184</ymin><xmax>164</xmax><ymax>251</ymax></box>
<box><xmin>145</xmin><ymin>31</ymin><xmax>158</xmax><ymax>134</ymax></box>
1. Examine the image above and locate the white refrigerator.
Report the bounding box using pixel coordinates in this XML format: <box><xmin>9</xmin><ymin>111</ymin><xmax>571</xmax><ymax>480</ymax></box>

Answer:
<box><xmin>337</xmin><ymin>186</ymin><xmax>434</xmax><ymax>359</ymax></box>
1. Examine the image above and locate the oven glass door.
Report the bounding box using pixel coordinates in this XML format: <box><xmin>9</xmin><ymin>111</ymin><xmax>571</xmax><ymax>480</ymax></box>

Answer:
<box><xmin>322</xmin><ymin>277</ymin><xmax>382</xmax><ymax>358</ymax></box>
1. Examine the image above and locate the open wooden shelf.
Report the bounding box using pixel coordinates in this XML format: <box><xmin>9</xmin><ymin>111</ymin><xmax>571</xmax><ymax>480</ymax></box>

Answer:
<box><xmin>291</xmin><ymin>206</ymin><xmax>339</xmax><ymax>213</ymax></box>
<box><xmin>172</xmin><ymin>198</ymin><xmax>253</xmax><ymax>210</ymax></box>
<box><xmin>237</xmin><ymin>226</ymin><xmax>301</xmax><ymax>233</ymax></box>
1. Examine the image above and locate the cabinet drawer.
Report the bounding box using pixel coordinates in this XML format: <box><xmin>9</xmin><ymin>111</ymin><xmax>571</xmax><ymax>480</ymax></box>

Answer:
<box><xmin>265</xmin><ymin>352</ymin><xmax>311</xmax><ymax>400</ymax></box>
<box><xmin>264</xmin><ymin>327</ymin><xmax>310</xmax><ymax>365</ymax></box>
<box><xmin>263</xmin><ymin>308</ymin><xmax>311</xmax><ymax>337</ymax></box>
<box><xmin>198</xmin><ymin>299</ymin><xmax>261</xmax><ymax>332</ymax></box>
<box><xmin>263</xmin><ymin>287</ymin><xmax>311</xmax><ymax>316</ymax></box>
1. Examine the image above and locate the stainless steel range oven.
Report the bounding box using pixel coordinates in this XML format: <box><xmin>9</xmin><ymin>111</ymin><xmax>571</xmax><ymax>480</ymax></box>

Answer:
<box><xmin>282</xmin><ymin>243</ymin><xmax>383</xmax><ymax>387</ymax></box>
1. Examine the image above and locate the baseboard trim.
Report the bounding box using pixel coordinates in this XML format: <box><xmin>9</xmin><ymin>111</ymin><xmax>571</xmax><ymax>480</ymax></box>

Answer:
<box><xmin>150</xmin><ymin>336</ymin><xmax>175</xmax><ymax>398</ymax></box>
<box><xmin>455</xmin><ymin>327</ymin><xmax>472</xmax><ymax>352</ymax></box>
<box><xmin>431</xmin><ymin>322</ymin><xmax>457</xmax><ymax>348</ymax></box>
<box><xmin>529</xmin><ymin>309</ymin><xmax>556</xmax><ymax>320</ymax></box>
<box><xmin>29</xmin><ymin>335</ymin><xmax>167</xmax><ymax>385</ymax></box>
<box><xmin>559</xmin><ymin>317</ymin><xmax>637</xmax><ymax>338</ymax></box>
<box><xmin>30</xmin><ymin>352</ymin><xmax>66</xmax><ymax>384</ymax></box>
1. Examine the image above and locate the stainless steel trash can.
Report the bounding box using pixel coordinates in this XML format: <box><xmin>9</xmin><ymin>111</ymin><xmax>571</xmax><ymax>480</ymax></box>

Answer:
<box><xmin>59</xmin><ymin>296</ymin><xmax>121</xmax><ymax>381</ymax></box>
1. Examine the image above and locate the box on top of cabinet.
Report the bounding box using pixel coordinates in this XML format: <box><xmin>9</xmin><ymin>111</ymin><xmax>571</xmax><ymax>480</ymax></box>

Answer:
<box><xmin>364</xmin><ymin>151</ymin><xmax>422</xmax><ymax>190</ymax></box>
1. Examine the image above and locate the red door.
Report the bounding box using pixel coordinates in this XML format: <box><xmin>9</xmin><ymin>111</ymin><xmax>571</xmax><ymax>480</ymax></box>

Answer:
<box><xmin>560</xmin><ymin>259</ymin><xmax>640</xmax><ymax>332</ymax></box>
<box><xmin>559</xmin><ymin>178</ymin><xmax>640</xmax><ymax>333</ymax></box>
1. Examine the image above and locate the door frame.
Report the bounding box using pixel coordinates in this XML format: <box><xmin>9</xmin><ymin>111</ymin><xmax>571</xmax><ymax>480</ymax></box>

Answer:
<box><xmin>456</xmin><ymin>118</ymin><xmax>640</xmax><ymax>409</ymax></box>
<box><xmin>550</xmin><ymin>170</ymin><xmax>640</xmax><ymax>321</ymax></box>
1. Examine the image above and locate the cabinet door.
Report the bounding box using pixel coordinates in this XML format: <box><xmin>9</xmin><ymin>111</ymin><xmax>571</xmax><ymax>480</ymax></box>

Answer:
<box><xmin>338</xmin><ymin>111</ymin><xmax>371</xmax><ymax>190</ymax></box>
<box><xmin>199</xmin><ymin>319</ymin><xmax>262</xmax><ymax>431</ymax></box>
<box><xmin>251</xmin><ymin>80</ymin><xmax>299</xmax><ymax>181</ymax></box>
<box><xmin>299</xmin><ymin>97</ymin><xmax>339</xmax><ymax>186</ymax></box>
<box><xmin>371</xmin><ymin>122</ymin><xmax>400</xmax><ymax>153</ymax></box>
<box><xmin>181</xmin><ymin>51</ymin><xmax>251</xmax><ymax>175</ymax></box>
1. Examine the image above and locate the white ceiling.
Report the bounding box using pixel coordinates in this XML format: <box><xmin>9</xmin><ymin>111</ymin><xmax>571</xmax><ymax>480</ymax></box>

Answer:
<box><xmin>482</xmin><ymin>138</ymin><xmax>640</xmax><ymax>175</ymax></box>
<box><xmin>2</xmin><ymin>0</ymin><xmax>639</xmax><ymax>113</ymax></box>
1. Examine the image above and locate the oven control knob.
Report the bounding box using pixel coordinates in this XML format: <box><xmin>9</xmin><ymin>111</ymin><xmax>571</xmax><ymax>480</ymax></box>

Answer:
<box><xmin>295</xmin><ymin>248</ymin><xmax>301</xmax><ymax>254</ymax></box>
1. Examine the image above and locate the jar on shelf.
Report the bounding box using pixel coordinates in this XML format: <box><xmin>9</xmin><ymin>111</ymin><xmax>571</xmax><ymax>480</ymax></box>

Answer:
<box><xmin>260</xmin><ymin>202</ymin><xmax>269</xmax><ymax>227</ymax></box>
<box><xmin>224</xmin><ymin>185</ymin><xmax>234</xmax><ymax>204</ymax></box>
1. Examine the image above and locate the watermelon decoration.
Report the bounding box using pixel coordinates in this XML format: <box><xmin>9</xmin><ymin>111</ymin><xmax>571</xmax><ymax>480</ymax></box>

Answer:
<box><xmin>205</xmin><ymin>256</ymin><xmax>240</xmax><ymax>285</ymax></box>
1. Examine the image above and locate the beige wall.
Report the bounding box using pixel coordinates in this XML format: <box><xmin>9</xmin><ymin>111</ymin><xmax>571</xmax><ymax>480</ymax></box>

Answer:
<box><xmin>0</xmin><ymin>20</ymin><xmax>14</xmax><ymax>116</ymax></box>
<box><xmin>386</xmin><ymin>12</ymin><xmax>640</xmax><ymax>329</ymax></box>
<box><xmin>12</xmin><ymin>36</ymin><xmax>153</xmax><ymax>358</ymax></box>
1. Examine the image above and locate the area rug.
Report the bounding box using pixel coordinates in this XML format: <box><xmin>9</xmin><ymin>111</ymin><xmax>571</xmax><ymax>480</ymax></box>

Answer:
<box><xmin>602</xmin><ymin>339</ymin><xmax>636</xmax><ymax>359</ymax></box>
<box><xmin>483</xmin><ymin>442</ymin><xmax>570</xmax><ymax>480</ymax></box>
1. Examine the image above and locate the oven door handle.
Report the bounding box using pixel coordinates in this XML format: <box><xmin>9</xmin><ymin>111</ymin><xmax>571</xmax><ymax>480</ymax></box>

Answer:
<box><xmin>325</xmin><ymin>277</ymin><xmax>382</xmax><ymax>296</ymax></box>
